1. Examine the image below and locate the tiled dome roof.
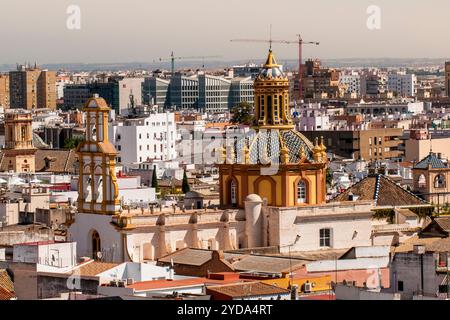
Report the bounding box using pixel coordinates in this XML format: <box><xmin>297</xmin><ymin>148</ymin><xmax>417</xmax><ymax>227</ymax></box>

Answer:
<box><xmin>231</xmin><ymin>129</ymin><xmax>314</xmax><ymax>165</ymax></box>
<box><xmin>255</xmin><ymin>50</ymin><xmax>286</xmax><ymax>80</ymax></box>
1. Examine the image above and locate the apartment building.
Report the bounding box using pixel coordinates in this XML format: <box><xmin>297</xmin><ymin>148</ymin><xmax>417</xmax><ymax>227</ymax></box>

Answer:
<box><xmin>301</xmin><ymin>128</ymin><xmax>404</xmax><ymax>161</ymax></box>
<box><xmin>302</xmin><ymin>59</ymin><xmax>342</xmax><ymax>99</ymax></box>
<box><xmin>109</xmin><ymin>112</ymin><xmax>177</xmax><ymax>165</ymax></box>
<box><xmin>9</xmin><ymin>65</ymin><xmax>56</xmax><ymax>110</ymax></box>
<box><xmin>387</xmin><ymin>72</ymin><xmax>417</xmax><ymax>97</ymax></box>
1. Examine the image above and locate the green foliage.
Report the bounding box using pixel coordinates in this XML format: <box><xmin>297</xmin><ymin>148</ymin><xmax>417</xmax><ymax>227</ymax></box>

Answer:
<box><xmin>230</xmin><ymin>102</ymin><xmax>254</xmax><ymax>125</ymax></box>
<box><xmin>151</xmin><ymin>165</ymin><xmax>159</xmax><ymax>192</ymax></box>
<box><xmin>373</xmin><ymin>209</ymin><xmax>396</xmax><ymax>223</ymax></box>
<box><xmin>63</xmin><ymin>137</ymin><xmax>84</xmax><ymax>149</ymax></box>
<box><xmin>182</xmin><ymin>169</ymin><xmax>191</xmax><ymax>194</ymax></box>
<box><xmin>373</xmin><ymin>206</ymin><xmax>435</xmax><ymax>223</ymax></box>
<box><xmin>326</xmin><ymin>168</ymin><xmax>333</xmax><ymax>187</ymax></box>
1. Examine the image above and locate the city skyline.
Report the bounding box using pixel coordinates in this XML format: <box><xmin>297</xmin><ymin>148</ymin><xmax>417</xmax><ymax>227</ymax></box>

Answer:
<box><xmin>1</xmin><ymin>0</ymin><xmax>450</xmax><ymax>64</ymax></box>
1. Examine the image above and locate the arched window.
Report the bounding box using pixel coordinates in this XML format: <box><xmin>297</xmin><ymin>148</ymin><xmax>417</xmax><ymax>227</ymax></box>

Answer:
<box><xmin>418</xmin><ymin>174</ymin><xmax>426</xmax><ymax>189</ymax></box>
<box><xmin>435</xmin><ymin>174</ymin><xmax>446</xmax><ymax>189</ymax></box>
<box><xmin>230</xmin><ymin>180</ymin><xmax>237</xmax><ymax>206</ymax></box>
<box><xmin>297</xmin><ymin>181</ymin><xmax>307</xmax><ymax>204</ymax></box>
<box><xmin>92</xmin><ymin>230</ymin><xmax>101</xmax><ymax>260</ymax></box>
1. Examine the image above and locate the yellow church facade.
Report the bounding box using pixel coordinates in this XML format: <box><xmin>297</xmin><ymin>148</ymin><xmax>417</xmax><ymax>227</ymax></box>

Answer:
<box><xmin>219</xmin><ymin>50</ymin><xmax>328</xmax><ymax>209</ymax></box>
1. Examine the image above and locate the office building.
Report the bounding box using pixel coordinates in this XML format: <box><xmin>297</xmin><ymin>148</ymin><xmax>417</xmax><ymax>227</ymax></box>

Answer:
<box><xmin>169</xmin><ymin>74</ymin><xmax>199</xmax><ymax>109</ymax></box>
<box><xmin>63</xmin><ymin>77</ymin><xmax>144</xmax><ymax>114</ymax></box>
<box><xmin>229</xmin><ymin>77</ymin><xmax>254</xmax><ymax>107</ymax></box>
<box><xmin>198</xmin><ymin>74</ymin><xmax>231</xmax><ymax>113</ymax></box>
<box><xmin>142</xmin><ymin>77</ymin><xmax>170</xmax><ymax>106</ymax></box>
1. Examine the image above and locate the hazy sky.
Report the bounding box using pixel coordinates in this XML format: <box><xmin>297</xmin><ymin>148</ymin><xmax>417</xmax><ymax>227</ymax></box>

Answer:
<box><xmin>0</xmin><ymin>0</ymin><xmax>449</xmax><ymax>64</ymax></box>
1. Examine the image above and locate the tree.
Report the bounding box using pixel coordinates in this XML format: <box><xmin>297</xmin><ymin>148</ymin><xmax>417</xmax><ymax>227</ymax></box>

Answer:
<box><xmin>151</xmin><ymin>165</ymin><xmax>159</xmax><ymax>192</ymax></box>
<box><xmin>63</xmin><ymin>137</ymin><xmax>84</xmax><ymax>149</ymax></box>
<box><xmin>182</xmin><ymin>169</ymin><xmax>191</xmax><ymax>194</ymax></box>
<box><xmin>230</xmin><ymin>102</ymin><xmax>254</xmax><ymax>125</ymax></box>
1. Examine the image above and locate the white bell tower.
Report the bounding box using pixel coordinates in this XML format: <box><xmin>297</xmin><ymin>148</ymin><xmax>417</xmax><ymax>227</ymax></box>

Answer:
<box><xmin>76</xmin><ymin>96</ymin><xmax>120</xmax><ymax>215</ymax></box>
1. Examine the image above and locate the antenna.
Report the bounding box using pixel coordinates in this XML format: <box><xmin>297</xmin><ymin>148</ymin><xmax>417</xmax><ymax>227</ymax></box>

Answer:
<box><xmin>269</xmin><ymin>24</ymin><xmax>272</xmax><ymax>50</ymax></box>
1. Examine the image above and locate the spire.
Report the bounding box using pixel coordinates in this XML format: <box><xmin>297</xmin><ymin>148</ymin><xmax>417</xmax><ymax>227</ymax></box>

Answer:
<box><xmin>264</xmin><ymin>50</ymin><xmax>279</xmax><ymax>68</ymax></box>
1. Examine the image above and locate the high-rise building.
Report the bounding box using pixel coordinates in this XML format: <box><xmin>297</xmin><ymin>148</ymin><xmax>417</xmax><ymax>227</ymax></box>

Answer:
<box><xmin>445</xmin><ymin>61</ymin><xmax>450</xmax><ymax>97</ymax></box>
<box><xmin>9</xmin><ymin>65</ymin><xmax>56</xmax><ymax>110</ymax></box>
<box><xmin>0</xmin><ymin>74</ymin><xmax>9</xmax><ymax>108</ymax></box>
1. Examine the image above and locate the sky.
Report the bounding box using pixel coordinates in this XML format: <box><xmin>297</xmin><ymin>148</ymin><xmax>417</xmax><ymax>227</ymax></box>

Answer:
<box><xmin>0</xmin><ymin>0</ymin><xmax>449</xmax><ymax>64</ymax></box>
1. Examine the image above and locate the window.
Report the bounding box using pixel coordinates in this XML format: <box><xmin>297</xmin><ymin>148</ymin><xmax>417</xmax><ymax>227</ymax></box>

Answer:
<box><xmin>397</xmin><ymin>281</ymin><xmax>404</xmax><ymax>292</ymax></box>
<box><xmin>297</xmin><ymin>181</ymin><xmax>307</xmax><ymax>204</ymax></box>
<box><xmin>418</xmin><ymin>174</ymin><xmax>426</xmax><ymax>188</ymax></box>
<box><xmin>435</xmin><ymin>175</ymin><xmax>446</xmax><ymax>189</ymax></box>
<box><xmin>230</xmin><ymin>180</ymin><xmax>237</xmax><ymax>205</ymax></box>
<box><xmin>320</xmin><ymin>228</ymin><xmax>331</xmax><ymax>247</ymax></box>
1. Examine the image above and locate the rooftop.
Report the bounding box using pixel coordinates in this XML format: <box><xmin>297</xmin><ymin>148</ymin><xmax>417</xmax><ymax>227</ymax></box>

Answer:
<box><xmin>331</xmin><ymin>174</ymin><xmax>427</xmax><ymax>207</ymax></box>
<box><xmin>206</xmin><ymin>281</ymin><xmax>290</xmax><ymax>299</ymax></box>
<box><xmin>414</xmin><ymin>153</ymin><xmax>447</xmax><ymax>169</ymax></box>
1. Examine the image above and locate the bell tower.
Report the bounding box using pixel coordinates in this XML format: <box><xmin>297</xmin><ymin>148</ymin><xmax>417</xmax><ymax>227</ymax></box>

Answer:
<box><xmin>77</xmin><ymin>96</ymin><xmax>120</xmax><ymax>215</ymax></box>
<box><xmin>254</xmin><ymin>50</ymin><xmax>294</xmax><ymax>130</ymax></box>
<box><xmin>3</xmin><ymin>110</ymin><xmax>36</xmax><ymax>173</ymax></box>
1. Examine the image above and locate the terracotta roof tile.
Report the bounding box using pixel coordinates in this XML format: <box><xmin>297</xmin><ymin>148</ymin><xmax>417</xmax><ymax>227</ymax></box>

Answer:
<box><xmin>206</xmin><ymin>282</ymin><xmax>290</xmax><ymax>299</ymax></box>
<box><xmin>435</xmin><ymin>217</ymin><xmax>450</xmax><ymax>232</ymax></box>
<box><xmin>0</xmin><ymin>287</ymin><xmax>16</xmax><ymax>300</ymax></box>
<box><xmin>73</xmin><ymin>261</ymin><xmax>118</xmax><ymax>277</ymax></box>
<box><xmin>332</xmin><ymin>174</ymin><xmax>426</xmax><ymax>207</ymax></box>
<box><xmin>0</xmin><ymin>270</ymin><xmax>14</xmax><ymax>293</ymax></box>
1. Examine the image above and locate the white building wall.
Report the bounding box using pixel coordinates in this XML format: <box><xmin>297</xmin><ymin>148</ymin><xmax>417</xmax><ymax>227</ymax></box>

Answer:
<box><xmin>68</xmin><ymin>213</ymin><xmax>124</xmax><ymax>263</ymax></box>
<box><xmin>109</xmin><ymin>112</ymin><xmax>177</xmax><ymax>165</ymax></box>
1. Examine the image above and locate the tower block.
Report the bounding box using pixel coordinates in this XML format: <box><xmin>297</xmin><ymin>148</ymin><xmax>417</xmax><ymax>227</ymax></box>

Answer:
<box><xmin>76</xmin><ymin>96</ymin><xmax>120</xmax><ymax>215</ymax></box>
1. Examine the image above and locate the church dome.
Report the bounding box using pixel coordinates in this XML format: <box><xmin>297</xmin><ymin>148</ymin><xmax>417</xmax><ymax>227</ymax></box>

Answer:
<box><xmin>230</xmin><ymin>129</ymin><xmax>315</xmax><ymax>165</ymax></box>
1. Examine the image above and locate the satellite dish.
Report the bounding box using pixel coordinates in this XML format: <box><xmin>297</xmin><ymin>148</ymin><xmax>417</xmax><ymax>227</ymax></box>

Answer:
<box><xmin>97</xmin><ymin>251</ymin><xmax>103</xmax><ymax>259</ymax></box>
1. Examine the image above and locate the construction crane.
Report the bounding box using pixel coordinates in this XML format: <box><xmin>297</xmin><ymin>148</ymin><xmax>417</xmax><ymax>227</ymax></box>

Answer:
<box><xmin>155</xmin><ymin>52</ymin><xmax>222</xmax><ymax>76</ymax></box>
<box><xmin>230</xmin><ymin>35</ymin><xmax>320</xmax><ymax>101</ymax></box>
